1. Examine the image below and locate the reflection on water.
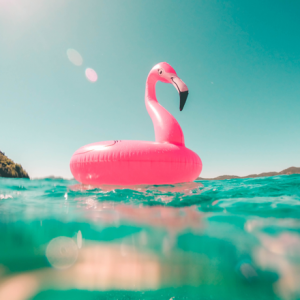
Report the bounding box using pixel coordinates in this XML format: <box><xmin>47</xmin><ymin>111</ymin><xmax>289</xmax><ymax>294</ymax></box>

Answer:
<box><xmin>254</xmin><ymin>233</ymin><xmax>300</xmax><ymax>300</ymax></box>
<box><xmin>74</xmin><ymin>200</ymin><xmax>203</xmax><ymax>234</ymax></box>
<box><xmin>70</xmin><ymin>181</ymin><xmax>204</xmax><ymax>193</ymax></box>
<box><xmin>0</xmin><ymin>175</ymin><xmax>299</xmax><ymax>299</ymax></box>
<box><xmin>0</xmin><ymin>239</ymin><xmax>219</xmax><ymax>300</ymax></box>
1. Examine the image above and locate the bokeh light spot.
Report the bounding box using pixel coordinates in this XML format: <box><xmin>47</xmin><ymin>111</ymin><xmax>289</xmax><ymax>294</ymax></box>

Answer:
<box><xmin>46</xmin><ymin>236</ymin><xmax>78</xmax><ymax>269</ymax></box>
<box><xmin>85</xmin><ymin>68</ymin><xmax>98</xmax><ymax>82</ymax></box>
<box><xmin>67</xmin><ymin>49</ymin><xmax>83</xmax><ymax>66</ymax></box>
<box><xmin>77</xmin><ymin>230</ymin><xmax>82</xmax><ymax>249</ymax></box>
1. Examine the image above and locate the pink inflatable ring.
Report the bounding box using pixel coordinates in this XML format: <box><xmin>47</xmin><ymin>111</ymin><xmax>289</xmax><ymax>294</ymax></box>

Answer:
<box><xmin>70</xmin><ymin>62</ymin><xmax>202</xmax><ymax>185</ymax></box>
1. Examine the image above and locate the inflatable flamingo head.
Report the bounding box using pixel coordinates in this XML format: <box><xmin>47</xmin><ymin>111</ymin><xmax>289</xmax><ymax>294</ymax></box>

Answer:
<box><xmin>151</xmin><ymin>62</ymin><xmax>189</xmax><ymax>111</ymax></box>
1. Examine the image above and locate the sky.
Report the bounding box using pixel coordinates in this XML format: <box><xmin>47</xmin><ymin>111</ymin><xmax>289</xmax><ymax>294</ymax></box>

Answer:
<box><xmin>1</xmin><ymin>0</ymin><xmax>300</xmax><ymax>179</ymax></box>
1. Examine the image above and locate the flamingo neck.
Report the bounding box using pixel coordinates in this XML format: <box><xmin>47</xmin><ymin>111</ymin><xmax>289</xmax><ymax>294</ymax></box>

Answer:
<box><xmin>145</xmin><ymin>73</ymin><xmax>185</xmax><ymax>146</ymax></box>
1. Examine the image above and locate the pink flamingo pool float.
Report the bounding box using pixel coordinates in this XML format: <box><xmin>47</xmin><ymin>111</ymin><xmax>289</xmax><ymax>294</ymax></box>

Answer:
<box><xmin>70</xmin><ymin>62</ymin><xmax>202</xmax><ymax>185</ymax></box>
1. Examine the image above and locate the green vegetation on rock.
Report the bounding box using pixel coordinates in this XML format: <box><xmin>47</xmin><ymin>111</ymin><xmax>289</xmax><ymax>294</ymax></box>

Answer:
<box><xmin>0</xmin><ymin>152</ymin><xmax>29</xmax><ymax>178</ymax></box>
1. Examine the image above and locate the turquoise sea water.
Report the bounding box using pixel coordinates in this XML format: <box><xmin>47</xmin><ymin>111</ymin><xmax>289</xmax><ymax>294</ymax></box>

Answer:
<box><xmin>0</xmin><ymin>175</ymin><xmax>300</xmax><ymax>300</ymax></box>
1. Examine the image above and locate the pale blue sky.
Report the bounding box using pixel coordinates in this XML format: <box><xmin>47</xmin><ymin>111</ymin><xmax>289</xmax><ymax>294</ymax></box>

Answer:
<box><xmin>1</xmin><ymin>0</ymin><xmax>300</xmax><ymax>178</ymax></box>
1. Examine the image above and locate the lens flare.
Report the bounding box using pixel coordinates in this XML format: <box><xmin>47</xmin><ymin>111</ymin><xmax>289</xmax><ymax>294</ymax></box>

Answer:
<box><xmin>66</xmin><ymin>49</ymin><xmax>83</xmax><ymax>66</ymax></box>
<box><xmin>85</xmin><ymin>68</ymin><xmax>98</xmax><ymax>82</ymax></box>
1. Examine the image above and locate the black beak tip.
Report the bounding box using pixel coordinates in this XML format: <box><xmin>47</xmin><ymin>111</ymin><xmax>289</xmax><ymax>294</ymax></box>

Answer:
<box><xmin>179</xmin><ymin>90</ymin><xmax>189</xmax><ymax>111</ymax></box>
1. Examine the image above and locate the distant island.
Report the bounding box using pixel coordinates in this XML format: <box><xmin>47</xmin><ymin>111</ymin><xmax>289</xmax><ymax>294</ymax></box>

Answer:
<box><xmin>33</xmin><ymin>176</ymin><xmax>73</xmax><ymax>180</ymax></box>
<box><xmin>197</xmin><ymin>166</ymin><xmax>300</xmax><ymax>181</ymax></box>
<box><xmin>0</xmin><ymin>151</ymin><xmax>29</xmax><ymax>179</ymax></box>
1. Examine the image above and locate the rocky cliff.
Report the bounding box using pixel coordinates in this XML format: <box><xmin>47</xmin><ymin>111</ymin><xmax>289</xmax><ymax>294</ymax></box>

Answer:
<box><xmin>0</xmin><ymin>152</ymin><xmax>29</xmax><ymax>178</ymax></box>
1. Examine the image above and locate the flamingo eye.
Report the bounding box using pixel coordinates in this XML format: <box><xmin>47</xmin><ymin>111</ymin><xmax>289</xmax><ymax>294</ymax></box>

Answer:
<box><xmin>158</xmin><ymin>69</ymin><xmax>163</xmax><ymax>75</ymax></box>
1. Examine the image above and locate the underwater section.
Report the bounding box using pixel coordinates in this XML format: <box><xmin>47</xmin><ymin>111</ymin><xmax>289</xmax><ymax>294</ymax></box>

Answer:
<box><xmin>0</xmin><ymin>175</ymin><xmax>300</xmax><ymax>299</ymax></box>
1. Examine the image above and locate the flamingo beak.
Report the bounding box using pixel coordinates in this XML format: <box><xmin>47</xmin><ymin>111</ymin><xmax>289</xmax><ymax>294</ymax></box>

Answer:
<box><xmin>179</xmin><ymin>90</ymin><xmax>189</xmax><ymax>111</ymax></box>
<box><xmin>171</xmin><ymin>76</ymin><xmax>189</xmax><ymax>111</ymax></box>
